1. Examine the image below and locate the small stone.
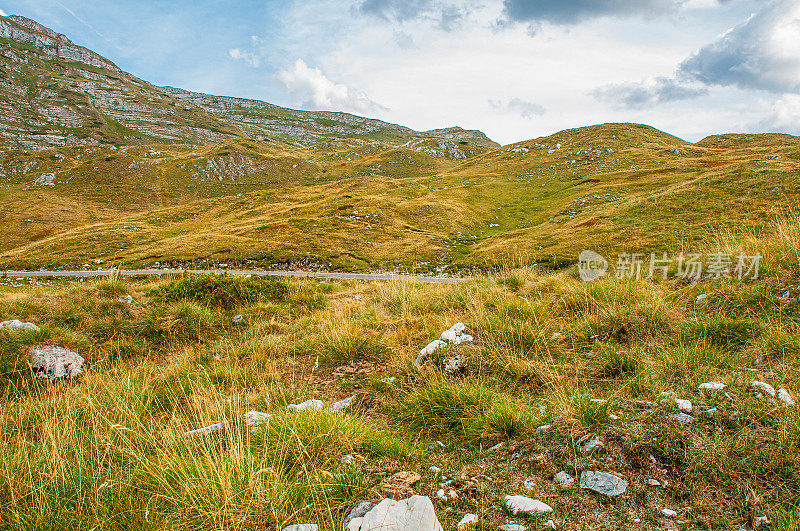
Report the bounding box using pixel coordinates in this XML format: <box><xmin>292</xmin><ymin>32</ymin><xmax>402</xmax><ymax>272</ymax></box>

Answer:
<box><xmin>442</xmin><ymin>354</ymin><xmax>466</xmax><ymax>375</ymax></box>
<box><xmin>544</xmin><ymin>521</ymin><xmax>556</xmax><ymax>530</ymax></box>
<box><xmin>28</xmin><ymin>345</ymin><xmax>84</xmax><ymax>380</ymax></box>
<box><xmin>581</xmin><ymin>437</ymin><xmax>604</xmax><ymax>454</ymax></box>
<box><xmin>488</xmin><ymin>442</ymin><xmax>505</xmax><ymax>452</ymax></box>
<box><xmin>328</xmin><ymin>395</ymin><xmax>357</xmax><ymax>412</ymax></box>
<box><xmin>416</xmin><ymin>340</ymin><xmax>447</xmax><ymax>367</ymax></box>
<box><xmin>698</xmin><ymin>381</ymin><xmax>726</xmax><ymax>391</ymax></box>
<box><xmin>381</xmin><ymin>376</ymin><xmax>397</xmax><ymax>384</ymax></box>
<box><xmin>498</xmin><ymin>525</ymin><xmax>527</xmax><ymax>531</ymax></box>
<box><xmin>282</xmin><ymin>525</ymin><xmax>318</xmax><ymax>531</ymax></box>
<box><xmin>243</xmin><ymin>410</ymin><xmax>271</xmax><ymax>428</ymax></box>
<box><xmin>579</xmin><ymin>471</ymin><xmax>627</xmax><ymax>496</ymax></box>
<box><xmin>661</xmin><ymin>508</ymin><xmax>677</xmax><ymax>518</ymax></box>
<box><xmin>288</xmin><ymin>399</ymin><xmax>324</xmax><ymax>412</ymax></box>
<box><xmin>646</xmin><ymin>478</ymin><xmax>661</xmax><ymax>487</ymax></box>
<box><xmin>536</xmin><ymin>424</ymin><xmax>552</xmax><ymax>431</ymax></box>
<box><xmin>523</xmin><ymin>479</ymin><xmax>536</xmax><ymax>491</ymax></box>
<box><xmin>232</xmin><ymin>314</ymin><xmax>244</xmax><ymax>324</ymax></box>
<box><xmin>457</xmin><ymin>513</ymin><xmax>478</xmax><ymax>529</ymax></box>
<box><xmin>754</xmin><ymin>515</ymin><xmax>770</xmax><ymax>528</ymax></box>
<box><xmin>554</xmin><ymin>471</ymin><xmax>574</xmax><ymax>486</ymax></box>
<box><xmin>751</xmin><ymin>381</ymin><xmax>776</xmax><ymax>397</ymax></box>
<box><xmin>675</xmin><ymin>399</ymin><xmax>692</xmax><ymax>413</ymax></box>
<box><xmin>185</xmin><ymin>422</ymin><xmax>225</xmax><ymax>436</ymax></box>
<box><xmin>502</xmin><ymin>495</ymin><xmax>553</xmax><ymax>515</ymax></box>
<box><xmin>118</xmin><ymin>295</ymin><xmax>133</xmax><ymax>304</ymax></box>
<box><xmin>429</xmin><ymin>466</ymin><xmax>441</xmax><ymax>473</ymax></box>
<box><xmin>778</xmin><ymin>388</ymin><xmax>796</xmax><ymax>406</ymax></box>
<box><xmin>0</xmin><ymin>320</ymin><xmax>40</xmax><ymax>332</ymax></box>
<box><xmin>429</xmin><ymin>440</ymin><xmax>446</xmax><ymax>450</ymax></box>
<box><xmin>353</xmin><ymin>295</ymin><xmax>363</xmax><ymax>301</ymax></box>
<box><xmin>342</xmin><ymin>454</ymin><xmax>355</xmax><ymax>465</ymax></box>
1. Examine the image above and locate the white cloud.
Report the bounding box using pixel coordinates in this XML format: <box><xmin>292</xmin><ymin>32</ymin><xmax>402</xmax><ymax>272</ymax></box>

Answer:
<box><xmin>277</xmin><ymin>58</ymin><xmax>388</xmax><ymax>114</ymax></box>
<box><xmin>754</xmin><ymin>94</ymin><xmax>800</xmax><ymax>134</ymax></box>
<box><xmin>228</xmin><ymin>36</ymin><xmax>265</xmax><ymax>68</ymax></box>
<box><xmin>592</xmin><ymin>76</ymin><xmax>708</xmax><ymax>109</ymax></box>
<box><xmin>490</xmin><ymin>98</ymin><xmax>546</xmax><ymax>119</ymax></box>
<box><xmin>0</xmin><ymin>9</ymin><xmax>7</xmax><ymax>17</ymax></box>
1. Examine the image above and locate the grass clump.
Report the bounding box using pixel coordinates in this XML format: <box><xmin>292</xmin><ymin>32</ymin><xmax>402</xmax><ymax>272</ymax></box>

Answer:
<box><xmin>150</xmin><ymin>274</ymin><xmax>289</xmax><ymax>309</ymax></box>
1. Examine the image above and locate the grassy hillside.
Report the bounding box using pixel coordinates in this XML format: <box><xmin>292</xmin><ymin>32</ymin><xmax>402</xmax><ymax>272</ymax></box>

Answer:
<box><xmin>1</xmin><ymin>123</ymin><xmax>797</xmax><ymax>272</ymax></box>
<box><xmin>0</xmin><ymin>217</ymin><xmax>798</xmax><ymax>530</ymax></box>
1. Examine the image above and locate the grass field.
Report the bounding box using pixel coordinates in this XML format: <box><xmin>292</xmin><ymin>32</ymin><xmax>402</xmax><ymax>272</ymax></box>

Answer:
<box><xmin>1</xmin><ymin>215</ymin><xmax>799</xmax><ymax>530</ymax></box>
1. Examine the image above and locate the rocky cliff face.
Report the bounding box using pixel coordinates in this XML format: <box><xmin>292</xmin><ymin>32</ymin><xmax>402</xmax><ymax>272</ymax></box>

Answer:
<box><xmin>0</xmin><ymin>14</ymin><xmax>497</xmax><ymax>155</ymax></box>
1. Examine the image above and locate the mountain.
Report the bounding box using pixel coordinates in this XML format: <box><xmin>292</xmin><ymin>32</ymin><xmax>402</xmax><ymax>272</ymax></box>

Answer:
<box><xmin>0</xmin><ymin>14</ymin><xmax>798</xmax><ymax>272</ymax></box>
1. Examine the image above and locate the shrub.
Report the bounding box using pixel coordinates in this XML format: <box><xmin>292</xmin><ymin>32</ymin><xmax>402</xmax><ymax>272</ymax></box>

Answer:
<box><xmin>150</xmin><ymin>274</ymin><xmax>289</xmax><ymax>309</ymax></box>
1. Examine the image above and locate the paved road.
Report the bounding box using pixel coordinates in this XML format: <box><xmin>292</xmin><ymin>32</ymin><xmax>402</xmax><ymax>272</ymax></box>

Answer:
<box><xmin>1</xmin><ymin>269</ymin><xmax>471</xmax><ymax>284</ymax></box>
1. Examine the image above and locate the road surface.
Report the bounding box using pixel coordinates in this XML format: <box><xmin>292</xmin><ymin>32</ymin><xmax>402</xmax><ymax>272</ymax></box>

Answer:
<box><xmin>1</xmin><ymin>269</ymin><xmax>471</xmax><ymax>284</ymax></box>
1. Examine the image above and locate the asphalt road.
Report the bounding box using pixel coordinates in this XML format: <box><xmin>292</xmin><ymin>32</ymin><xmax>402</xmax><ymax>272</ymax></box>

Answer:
<box><xmin>1</xmin><ymin>269</ymin><xmax>471</xmax><ymax>284</ymax></box>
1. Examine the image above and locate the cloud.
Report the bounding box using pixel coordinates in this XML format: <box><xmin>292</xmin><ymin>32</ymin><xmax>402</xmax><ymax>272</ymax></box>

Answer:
<box><xmin>393</xmin><ymin>30</ymin><xmax>418</xmax><ymax>49</ymax></box>
<box><xmin>490</xmin><ymin>98</ymin><xmax>546</xmax><ymax>118</ymax></box>
<box><xmin>499</xmin><ymin>0</ymin><xmax>684</xmax><ymax>26</ymax></box>
<box><xmin>277</xmin><ymin>58</ymin><xmax>388</xmax><ymax>114</ymax></box>
<box><xmin>0</xmin><ymin>9</ymin><xmax>6</xmax><ymax>17</ymax></box>
<box><xmin>592</xmin><ymin>77</ymin><xmax>708</xmax><ymax>109</ymax></box>
<box><xmin>678</xmin><ymin>0</ymin><xmax>800</xmax><ymax>93</ymax></box>
<box><xmin>357</xmin><ymin>0</ymin><xmax>471</xmax><ymax>30</ymax></box>
<box><xmin>228</xmin><ymin>36</ymin><xmax>265</xmax><ymax>68</ymax></box>
<box><xmin>754</xmin><ymin>94</ymin><xmax>800</xmax><ymax>134</ymax></box>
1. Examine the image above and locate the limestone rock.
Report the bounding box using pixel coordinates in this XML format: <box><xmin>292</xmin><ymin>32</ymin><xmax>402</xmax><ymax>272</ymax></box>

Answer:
<box><xmin>675</xmin><ymin>399</ymin><xmax>692</xmax><ymax>413</ymax></box>
<box><xmin>0</xmin><ymin>320</ymin><xmax>40</xmax><ymax>332</ymax></box>
<box><xmin>416</xmin><ymin>339</ymin><xmax>446</xmax><ymax>367</ymax></box>
<box><xmin>751</xmin><ymin>380</ymin><xmax>776</xmax><ymax>397</ymax></box>
<box><xmin>283</xmin><ymin>525</ymin><xmax>318</xmax><ymax>531</ymax></box>
<box><xmin>328</xmin><ymin>395</ymin><xmax>357</xmax><ymax>413</ymax></box>
<box><xmin>502</xmin><ymin>495</ymin><xmax>553</xmax><ymax>515</ymax></box>
<box><xmin>442</xmin><ymin>354</ymin><xmax>466</xmax><ymax>375</ymax></box>
<box><xmin>579</xmin><ymin>471</ymin><xmax>627</xmax><ymax>496</ymax></box>
<box><xmin>357</xmin><ymin>495</ymin><xmax>442</xmax><ymax>531</ymax></box>
<box><xmin>28</xmin><ymin>345</ymin><xmax>84</xmax><ymax>380</ymax></box>
<box><xmin>185</xmin><ymin>422</ymin><xmax>225</xmax><ymax>436</ymax></box>
<box><xmin>778</xmin><ymin>388</ymin><xmax>796</xmax><ymax>406</ymax></box>
<box><xmin>457</xmin><ymin>513</ymin><xmax>479</xmax><ymax>529</ymax></box>
<box><xmin>698</xmin><ymin>381</ymin><xmax>726</xmax><ymax>391</ymax></box>
<box><xmin>554</xmin><ymin>471</ymin><xmax>574</xmax><ymax>486</ymax></box>
<box><xmin>243</xmin><ymin>410</ymin><xmax>272</xmax><ymax>428</ymax></box>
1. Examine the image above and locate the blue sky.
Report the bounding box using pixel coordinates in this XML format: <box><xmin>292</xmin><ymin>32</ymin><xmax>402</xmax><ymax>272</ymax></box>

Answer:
<box><xmin>1</xmin><ymin>0</ymin><xmax>798</xmax><ymax>144</ymax></box>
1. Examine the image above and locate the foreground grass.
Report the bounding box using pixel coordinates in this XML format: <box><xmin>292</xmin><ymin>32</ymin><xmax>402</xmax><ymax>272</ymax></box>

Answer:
<box><xmin>1</xmin><ymin>250</ymin><xmax>799</xmax><ymax>529</ymax></box>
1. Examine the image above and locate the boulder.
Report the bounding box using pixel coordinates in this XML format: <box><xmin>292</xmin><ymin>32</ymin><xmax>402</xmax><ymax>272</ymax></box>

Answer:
<box><xmin>355</xmin><ymin>495</ymin><xmax>442</xmax><ymax>531</ymax></box>
<box><xmin>0</xmin><ymin>320</ymin><xmax>40</xmax><ymax>332</ymax></box>
<box><xmin>502</xmin><ymin>495</ymin><xmax>553</xmax><ymax>516</ymax></box>
<box><xmin>343</xmin><ymin>500</ymin><xmax>378</xmax><ymax>531</ymax></box>
<box><xmin>579</xmin><ymin>471</ymin><xmax>627</xmax><ymax>496</ymax></box>
<box><xmin>28</xmin><ymin>345</ymin><xmax>84</xmax><ymax>380</ymax></box>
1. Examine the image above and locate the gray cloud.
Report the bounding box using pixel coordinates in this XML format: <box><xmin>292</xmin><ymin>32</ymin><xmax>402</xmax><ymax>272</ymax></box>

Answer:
<box><xmin>678</xmin><ymin>0</ymin><xmax>800</xmax><ymax>93</ymax></box>
<box><xmin>490</xmin><ymin>98</ymin><xmax>546</xmax><ymax>118</ymax></box>
<box><xmin>592</xmin><ymin>77</ymin><xmax>708</xmax><ymax>109</ymax></box>
<box><xmin>358</xmin><ymin>0</ymin><xmax>471</xmax><ymax>30</ymax></box>
<box><xmin>500</xmin><ymin>0</ymin><xmax>684</xmax><ymax>26</ymax></box>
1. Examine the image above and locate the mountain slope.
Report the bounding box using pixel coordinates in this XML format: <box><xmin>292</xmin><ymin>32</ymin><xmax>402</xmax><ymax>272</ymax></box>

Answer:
<box><xmin>0</xmin><ymin>15</ymin><xmax>798</xmax><ymax>272</ymax></box>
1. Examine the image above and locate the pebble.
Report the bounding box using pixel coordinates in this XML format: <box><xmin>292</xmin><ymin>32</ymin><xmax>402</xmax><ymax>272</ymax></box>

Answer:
<box><xmin>118</xmin><ymin>295</ymin><xmax>133</xmax><ymax>304</ymax></box>
<box><xmin>751</xmin><ymin>381</ymin><xmax>776</xmax><ymax>397</ymax></box>
<box><xmin>498</xmin><ymin>525</ymin><xmax>527</xmax><ymax>531</ymax></box>
<box><xmin>778</xmin><ymin>388</ymin><xmax>796</xmax><ymax>405</ymax></box>
<box><xmin>554</xmin><ymin>471</ymin><xmax>574</xmax><ymax>486</ymax></box>
<box><xmin>667</xmin><ymin>412</ymin><xmax>695</xmax><ymax>424</ymax></box>
<box><xmin>457</xmin><ymin>513</ymin><xmax>478</xmax><ymax>529</ymax></box>
<box><xmin>232</xmin><ymin>314</ymin><xmax>244</xmax><ymax>324</ymax></box>
<box><xmin>288</xmin><ymin>399</ymin><xmax>324</xmax><ymax>412</ymax></box>
<box><xmin>523</xmin><ymin>479</ymin><xmax>536</xmax><ymax>490</ymax></box>
<box><xmin>581</xmin><ymin>437</ymin><xmax>604</xmax><ymax>454</ymax></box>
<box><xmin>661</xmin><ymin>508</ymin><xmax>677</xmax><ymax>518</ymax></box>
<box><xmin>698</xmin><ymin>381</ymin><xmax>726</xmax><ymax>391</ymax></box>
<box><xmin>675</xmin><ymin>399</ymin><xmax>692</xmax><ymax>413</ymax></box>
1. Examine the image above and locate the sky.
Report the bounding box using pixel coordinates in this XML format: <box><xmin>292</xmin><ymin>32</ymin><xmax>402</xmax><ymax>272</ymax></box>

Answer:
<box><xmin>0</xmin><ymin>0</ymin><xmax>798</xmax><ymax>145</ymax></box>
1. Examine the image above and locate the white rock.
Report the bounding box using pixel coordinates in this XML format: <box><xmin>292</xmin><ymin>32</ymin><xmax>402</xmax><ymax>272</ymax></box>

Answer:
<box><xmin>498</xmin><ymin>525</ymin><xmax>527</xmax><ymax>531</ymax></box>
<box><xmin>232</xmin><ymin>314</ymin><xmax>244</xmax><ymax>324</ymax></box>
<box><xmin>288</xmin><ymin>399</ymin><xmax>324</xmax><ymax>412</ymax></box>
<box><xmin>343</xmin><ymin>501</ymin><xmax>377</xmax><ymax>531</ymax></box>
<box><xmin>440</xmin><ymin>323</ymin><xmax>467</xmax><ymax>343</ymax></box>
<box><xmin>359</xmin><ymin>495</ymin><xmax>443</xmax><ymax>531</ymax></box>
<box><xmin>667</xmin><ymin>412</ymin><xmax>695</xmax><ymax>424</ymax></box>
<box><xmin>502</xmin><ymin>495</ymin><xmax>553</xmax><ymax>516</ymax></box>
<box><xmin>751</xmin><ymin>381</ymin><xmax>776</xmax><ymax>397</ymax></box>
<box><xmin>0</xmin><ymin>320</ymin><xmax>40</xmax><ymax>332</ymax></box>
<box><xmin>698</xmin><ymin>381</ymin><xmax>726</xmax><ymax>391</ymax></box>
<box><xmin>537</xmin><ymin>424</ymin><xmax>552</xmax><ymax>431</ymax></box>
<box><xmin>523</xmin><ymin>479</ymin><xmax>536</xmax><ymax>491</ymax></box>
<box><xmin>554</xmin><ymin>471</ymin><xmax>574</xmax><ymax>486</ymax></box>
<box><xmin>416</xmin><ymin>340</ymin><xmax>447</xmax><ymax>367</ymax></box>
<box><xmin>778</xmin><ymin>388</ymin><xmax>796</xmax><ymax>406</ymax></box>
<box><xmin>579</xmin><ymin>471</ymin><xmax>627</xmax><ymax>496</ymax></box>
<box><xmin>342</xmin><ymin>454</ymin><xmax>355</xmax><ymax>465</ymax></box>
<box><xmin>283</xmin><ymin>525</ymin><xmax>318</xmax><ymax>531</ymax></box>
<box><xmin>457</xmin><ymin>513</ymin><xmax>478</xmax><ymax>529</ymax></box>
<box><xmin>675</xmin><ymin>399</ymin><xmax>692</xmax><ymax>413</ymax></box>
<box><xmin>661</xmin><ymin>508</ymin><xmax>677</xmax><ymax>518</ymax></box>
<box><xmin>328</xmin><ymin>395</ymin><xmax>357</xmax><ymax>412</ymax></box>
<box><xmin>185</xmin><ymin>422</ymin><xmax>225</xmax><ymax>436</ymax></box>
<box><xmin>545</xmin><ymin>521</ymin><xmax>555</xmax><ymax>529</ymax></box>
<box><xmin>28</xmin><ymin>345</ymin><xmax>84</xmax><ymax>380</ymax></box>
<box><xmin>430</xmin><ymin>466</ymin><xmax>441</xmax><ymax>473</ymax></box>
<box><xmin>442</xmin><ymin>355</ymin><xmax>466</xmax><ymax>375</ymax></box>
<box><xmin>118</xmin><ymin>295</ymin><xmax>133</xmax><ymax>304</ymax></box>
<box><xmin>754</xmin><ymin>515</ymin><xmax>770</xmax><ymax>528</ymax></box>
<box><xmin>244</xmin><ymin>410</ymin><xmax>272</xmax><ymax>428</ymax></box>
